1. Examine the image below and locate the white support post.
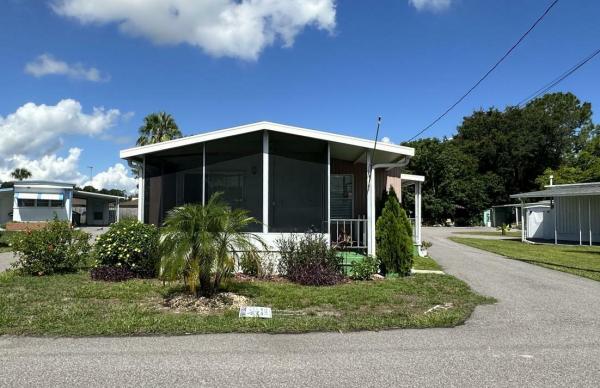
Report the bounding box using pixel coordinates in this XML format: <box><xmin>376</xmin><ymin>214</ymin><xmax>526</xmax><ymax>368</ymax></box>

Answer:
<box><xmin>116</xmin><ymin>198</ymin><xmax>120</xmax><ymax>222</ymax></box>
<box><xmin>138</xmin><ymin>157</ymin><xmax>145</xmax><ymax>222</ymax></box>
<box><xmin>366</xmin><ymin>152</ymin><xmax>376</xmax><ymax>256</ymax></box>
<box><xmin>414</xmin><ymin>181</ymin><xmax>422</xmax><ymax>247</ymax></box>
<box><xmin>515</xmin><ymin>206</ymin><xmax>519</xmax><ymax>226</ymax></box>
<box><xmin>202</xmin><ymin>143</ymin><xmax>206</xmax><ymax>205</ymax></box>
<box><xmin>520</xmin><ymin>200</ymin><xmax>526</xmax><ymax>242</ymax></box>
<box><xmin>554</xmin><ymin>197</ymin><xmax>558</xmax><ymax>244</ymax></box>
<box><xmin>579</xmin><ymin>197</ymin><xmax>582</xmax><ymax>246</ymax></box>
<box><xmin>262</xmin><ymin>131</ymin><xmax>269</xmax><ymax>234</ymax></box>
<box><xmin>589</xmin><ymin>197</ymin><xmax>592</xmax><ymax>246</ymax></box>
<box><xmin>327</xmin><ymin>143</ymin><xmax>331</xmax><ymax>241</ymax></box>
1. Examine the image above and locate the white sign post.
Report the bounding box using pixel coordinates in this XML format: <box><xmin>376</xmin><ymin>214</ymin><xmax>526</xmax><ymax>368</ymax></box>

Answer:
<box><xmin>239</xmin><ymin>306</ymin><xmax>272</xmax><ymax>319</ymax></box>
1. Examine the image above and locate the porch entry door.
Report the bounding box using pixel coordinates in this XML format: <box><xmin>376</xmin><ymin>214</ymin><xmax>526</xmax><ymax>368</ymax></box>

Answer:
<box><xmin>331</xmin><ymin>174</ymin><xmax>354</xmax><ymax>219</ymax></box>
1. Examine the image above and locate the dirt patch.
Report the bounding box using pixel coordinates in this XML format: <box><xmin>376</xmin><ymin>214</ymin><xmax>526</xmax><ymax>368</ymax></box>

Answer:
<box><xmin>162</xmin><ymin>292</ymin><xmax>251</xmax><ymax>314</ymax></box>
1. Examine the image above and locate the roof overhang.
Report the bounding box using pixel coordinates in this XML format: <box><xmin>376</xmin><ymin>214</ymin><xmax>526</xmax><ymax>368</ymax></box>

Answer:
<box><xmin>120</xmin><ymin>121</ymin><xmax>415</xmax><ymax>163</ymax></box>
<box><xmin>73</xmin><ymin>190</ymin><xmax>126</xmax><ymax>201</ymax></box>
<box><xmin>14</xmin><ymin>181</ymin><xmax>75</xmax><ymax>190</ymax></box>
<box><xmin>511</xmin><ymin>182</ymin><xmax>600</xmax><ymax>199</ymax></box>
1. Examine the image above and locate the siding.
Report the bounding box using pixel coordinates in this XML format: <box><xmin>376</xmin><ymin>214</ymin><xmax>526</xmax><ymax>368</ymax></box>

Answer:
<box><xmin>556</xmin><ymin>195</ymin><xmax>600</xmax><ymax>243</ymax></box>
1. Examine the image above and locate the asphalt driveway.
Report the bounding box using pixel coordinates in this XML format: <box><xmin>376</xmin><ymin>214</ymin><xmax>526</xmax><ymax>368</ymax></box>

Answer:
<box><xmin>1</xmin><ymin>227</ymin><xmax>599</xmax><ymax>387</ymax></box>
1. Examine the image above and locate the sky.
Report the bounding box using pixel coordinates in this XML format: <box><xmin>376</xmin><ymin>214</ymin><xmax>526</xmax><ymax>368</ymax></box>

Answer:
<box><xmin>1</xmin><ymin>0</ymin><xmax>599</xmax><ymax>193</ymax></box>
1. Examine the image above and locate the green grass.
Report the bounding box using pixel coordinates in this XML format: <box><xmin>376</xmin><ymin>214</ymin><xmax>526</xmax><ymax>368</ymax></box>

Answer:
<box><xmin>0</xmin><ymin>271</ymin><xmax>493</xmax><ymax>336</ymax></box>
<box><xmin>412</xmin><ymin>256</ymin><xmax>442</xmax><ymax>271</ymax></box>
<box><xmin>453</xmin><ymin>230</ymin><xmax>522</xmax><ymax>238</ymax></box>
<box><xmin>450</xmin><ymin>237</ymin><xmax>600</xmax><ymax>282</ymax></box>
<box><xmin>0</xmin><ymin>231</ymin><xmax>19</xmax><ymax>253</ymax></box>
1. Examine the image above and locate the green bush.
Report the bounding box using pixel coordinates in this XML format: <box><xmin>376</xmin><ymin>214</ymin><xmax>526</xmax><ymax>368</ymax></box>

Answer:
<box><xmin>277</xmin><ymin>233</ymin><xmax>344</xmax><ymax>286</ymax></box>
<box><xmin>11</xmin><ymin>220</ymin><xmax>91</xmax><ymax>275</ymax></box>
<box><xmin>376</xmin><ymin>188</ymin><xmax>413</xmax><ymax>276</ymax></box>
<box><xmin>350</xmin><ymin>255</ymin><xmax>380</xmax><ymax>280</ymax></box>
<box><xmin>93</xmin><ymin>219</ymin><xmax>159</xmax><ymax>276</ymax></box>
<box><xmin>239</xmin><ymin>251</ymin><xmax>274</xmax><ymax>278</ymax></box>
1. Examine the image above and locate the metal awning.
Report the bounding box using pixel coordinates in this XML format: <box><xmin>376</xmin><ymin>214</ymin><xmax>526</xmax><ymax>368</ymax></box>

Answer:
<box><xmin>511</xmin><ymin>182</ymin><xmax>600</xmax><ymax>199</ymax></box>
<box><xmin>16</xmin><ymin>192</ymin><xmax>64</xmax><ymax>200</ymax></box>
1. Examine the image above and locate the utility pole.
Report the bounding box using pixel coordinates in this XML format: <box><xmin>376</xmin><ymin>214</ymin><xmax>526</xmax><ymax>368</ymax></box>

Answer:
<box><xmin>88</xmin><ymin>166</ymin><xmax>94</xmax><ymax>180</ymax></box>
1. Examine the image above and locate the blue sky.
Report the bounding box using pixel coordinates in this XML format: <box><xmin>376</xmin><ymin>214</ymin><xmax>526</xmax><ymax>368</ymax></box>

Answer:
<box><xmin>1</xmin><ymin>0</ymin><xmax>599</xmax><ymax>192</ymax></box>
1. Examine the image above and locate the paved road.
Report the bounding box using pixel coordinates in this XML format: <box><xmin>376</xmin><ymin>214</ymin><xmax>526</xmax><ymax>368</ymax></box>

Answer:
<box><xmin>1</xmin><ymin>227</ymin><xmax>599</xmax><ymax>387</ymax></box>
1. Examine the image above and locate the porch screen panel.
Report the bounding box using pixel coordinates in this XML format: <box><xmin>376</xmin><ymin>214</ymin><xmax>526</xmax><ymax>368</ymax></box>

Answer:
<box><xmin>269</xmin><ymin>133</ymin><xmax>327</xmax><ymax>233</ymax></box>
<box><xmin>205</xmin><ymin>132</ymin><xmax>263</xmax><ymax>232</ymax></box>
<box><xmin>145</xmin><ymin>147</ymin><xmax>203</xmax><ymax>226</ymax></box>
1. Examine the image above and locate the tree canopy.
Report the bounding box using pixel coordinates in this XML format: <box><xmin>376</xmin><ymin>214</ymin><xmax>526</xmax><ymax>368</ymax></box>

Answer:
<box><xmin>402</xmin><ymin>92</ymin><xmax>599</xmax><ymax>225</ymax></box>
<box><xmin>136</xmin><ymin>112</ymin><xmax>183</xmax><ymax>146</ymax></box>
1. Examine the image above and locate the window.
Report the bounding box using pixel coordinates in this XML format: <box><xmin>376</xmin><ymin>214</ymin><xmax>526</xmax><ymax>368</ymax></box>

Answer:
<box><xmin>17</xmin><ymin>198</ymin><xmax>35</xmax><ymax>207</ymax></box>
<box><xmin>37</xmin><ymin>199</ymin><xmax>50</xmax><ymax>207</ymax></box>
<box><xmin>331</xmin><ymin>174</ymin><xmax>353</xmax><ymax>219</ymax></box>
<box><xmin>50</xmin><ymin>200</ymin><xmax>64</xmax><ymax>207</ymax></box>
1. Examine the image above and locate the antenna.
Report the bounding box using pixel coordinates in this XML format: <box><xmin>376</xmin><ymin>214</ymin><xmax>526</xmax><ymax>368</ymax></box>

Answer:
<box><xmin>367</xmin><ymin>116</ymin><xmax>382</xmax><ymax>192</ymax></box>
<box><xmin>88</xmin><ymin>166</ymin><xmax>94</xmax><ymax>180</ymax></box>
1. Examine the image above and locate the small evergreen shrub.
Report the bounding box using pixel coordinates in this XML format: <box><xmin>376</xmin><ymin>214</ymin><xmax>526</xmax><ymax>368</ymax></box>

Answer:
<box><xmin>277</xmin><ymin>233</ymin><xmax>343</xmax><ymax>286</ymax></box>
<box><xmin>93</xmin><ymin>219</ymin><xmax>159</xmax><ymax>276</ymax></box>
<box><xmin>350</xmin><ymin>255</ymin><xmax>380</xmax><ymax>280</ymax></box>
<box><xmin>90</xmin><ymin>266</ymin><xmax>136</xmax><ymax>282</ymax></box>
<box><xmin>376</xmin><ymin>188</ymin><xmax>413</xmax><ymax>276</ymax></box>
<box><xmin>11</xmin><ymin>219</ymin><xmax>91</xmax><ymax>275</ymax></box>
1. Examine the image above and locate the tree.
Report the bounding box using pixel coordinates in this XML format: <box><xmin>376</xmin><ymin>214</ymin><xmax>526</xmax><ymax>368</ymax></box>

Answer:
<box><xmin>136</xmin><ymin>112</ymin><xmax>182</xmax><ymax>146</ymax></box>
<box><xmin>159</xmin><ymin>193</ymin><xmax>265</xmax><ymax>297</ymax></box>
<box><xmin>376</xmin><ymin>189</ymin><xmax>413</xmax><ymax>276</ymax></box>
<box><xmin>11</xmin><ymin>168</ymin><xmax>32</xmax><ymax>181</ymax></box>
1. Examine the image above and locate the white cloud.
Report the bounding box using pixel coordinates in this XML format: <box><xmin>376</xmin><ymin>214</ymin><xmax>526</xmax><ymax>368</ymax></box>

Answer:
<box><xmin>381</xmin><ymin>136</ymin><xmax>393</xmax><ymax>144</ymax></box>
<box><xmin>0</xmin><ymin>148</ymin><xmax>85</xmax><ymax>184</ymax></box>
<box><xmin>408</xmin><ymin>0</ymin><xmax>452</xmax><ymax>12</ymax></box>
<box><xmin>83</xmin><ymin>163</ymin><xmax>138</xmax><ymax>193</ymax></box>
<box><xmin>52</xmin><ymin>0</ymin><xmax>336</xmax><ymax>60</ymax></box>
<box><xmin>25</xmin><ymin>54</ymin><xmax>109</xmax><ymax>82</ymax></box>
<box><xmin>0</xmin><ymin>99</ymin><xmax>121</xmax><ymax>158</ymax></box>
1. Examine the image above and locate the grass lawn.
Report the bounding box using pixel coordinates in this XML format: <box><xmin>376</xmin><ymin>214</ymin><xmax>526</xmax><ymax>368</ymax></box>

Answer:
<box><xmin>450</xmin><ymin>237</ymin><xmax>600</xmax><ymax>282</ymax></box>
<box><xmin>0</xmin><ymin>231</ymin><xmax>19</xmax><ymax>253</ymax></box>
<box><xmin>0</xmin><ymin>270</ymin><xmax>493</xmax><ymax>336</ymax></box>
<box><xmin>412</xmin><ymin>255</ymin><xmax>442</xmax><ymax>271</ymax></box>
<box><xmin>453</xmin><ymin>230</ymin><xmax>522</xmax><ymax>238</ymax></box>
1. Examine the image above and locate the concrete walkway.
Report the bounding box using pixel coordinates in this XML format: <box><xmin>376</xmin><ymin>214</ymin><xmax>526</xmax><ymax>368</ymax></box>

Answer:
<box><xmin>0</xmin><ymin>251</ymin><xmax>14</xmax><ymax>272</ymax></box>
<box><xmin>1</xmin><ymin>227</ymin><xmax>600</xmax><ymax>387</ymax></box>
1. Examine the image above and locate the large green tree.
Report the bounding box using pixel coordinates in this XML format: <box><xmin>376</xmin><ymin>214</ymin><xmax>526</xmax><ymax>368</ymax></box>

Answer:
<box><xmin>136</xmin><ymin>112</ymin><xmax>183</xmax><ymax>146</ymax></box>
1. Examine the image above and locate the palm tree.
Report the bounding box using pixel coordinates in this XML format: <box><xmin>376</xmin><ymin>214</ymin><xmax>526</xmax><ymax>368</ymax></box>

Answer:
<box><xmin>159</xmin><ymin>193</ymin><xmax>265</xmax><ymax>297</ymax></box>
<box><xmin>11</xmin><ymin>168</ymin><xmax>32</xmax><ymax>181</ymax></box>
<box><xmin>136</xmin><ymin>112</ymin><xmax>182</xmax><ymax>146</ymax></box>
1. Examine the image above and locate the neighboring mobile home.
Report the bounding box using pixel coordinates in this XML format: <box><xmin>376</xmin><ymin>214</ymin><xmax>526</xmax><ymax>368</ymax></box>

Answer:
<box><xmin>120</xmin><ymin>121</ymin><xmax>425</xmax><ymax>255</ymax></box>
<box><xmin>511</xmin><ymin>182</ymin><xmax>600</xmax><ymax>245</ymax></box>
<box><xmin>0</xmin><ymin>181</ymin><xmax>124</xmax><ymax>229</ymax></box>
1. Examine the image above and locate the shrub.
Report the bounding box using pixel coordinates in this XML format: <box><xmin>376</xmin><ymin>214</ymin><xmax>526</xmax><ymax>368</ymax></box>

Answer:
<box><xmin>90</xmin><ymin>266</ymin><xmax>136</xmax><ymax>282</ymax></box>
<box><xmin>11</xmin><ymin>219</ymin><xmax>91</xmax><ymax>275</ymax></box>
<box><xmin>277</xmin><ymin>233</ymin><xmax>343</xmax><ymax>286</ymax></box>
<box><xmin>239</xmin><ymin>251</ymin><xmax>274</xmax><ymax>278</ymax></box>
<box><xmin>93</xmin><ymin>219</ymin><xmax>159</xmax><ymax>276</ymax></box>
<box><xmin>350</xmin><ymin>255</ymin><xmax>380</xmax><ymax>280</ymax></box>
<box><xmin>376</xmin><ymin>188</ymin><xmax>413</xmax><ymax>276</ymax></box>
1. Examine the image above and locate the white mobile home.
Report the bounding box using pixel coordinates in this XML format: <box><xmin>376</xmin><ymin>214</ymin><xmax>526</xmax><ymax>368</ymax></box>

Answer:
<box><xmin>0</xmin><ymin>181</ymin><xmax>124</xmax><ymax>228</ymax></box>
<box><xmin>120</xmin><ymin>121</ymin><xmax>425</xmax><ymax>255</ymax></box>
<box><xmin>511</xmin><ymin>183</ymin><xmax>600</xmax><ymax>245</ymax></box>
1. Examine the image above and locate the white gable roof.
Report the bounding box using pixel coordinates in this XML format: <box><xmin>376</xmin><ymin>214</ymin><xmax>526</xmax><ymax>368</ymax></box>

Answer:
<box><xmin>120</xmin><ymin>121</ymin><xmax>414</xmax><ymax>160</ymax></box>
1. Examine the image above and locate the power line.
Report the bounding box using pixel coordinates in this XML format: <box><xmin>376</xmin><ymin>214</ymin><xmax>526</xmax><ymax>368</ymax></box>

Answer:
<box><xmin>517</xmin><ymin>47</ymin><xmax>600</xmax><ymax>107</ymax></box>
<box><xmin>406</xmin><ymin>0</ymin><xmax>559</xmax><ymax>142</ymax></box>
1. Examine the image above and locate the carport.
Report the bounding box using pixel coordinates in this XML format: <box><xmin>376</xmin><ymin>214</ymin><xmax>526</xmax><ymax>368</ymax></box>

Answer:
<box><xmin>71</xmin><ymin>191</ymin><xmax>126</xmax><ymax>226</ymax></box>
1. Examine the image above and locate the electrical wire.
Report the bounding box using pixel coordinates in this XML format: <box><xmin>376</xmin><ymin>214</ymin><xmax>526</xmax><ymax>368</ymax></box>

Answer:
<box><xmin>517</xmin><ymin>47</ymin><xmax>600</xmax><ymax>107</ymax></box>
<box><xmin>406</xmin><ymin>0</ymin><xmax>560</xmax><ymax>142</ymax></box>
